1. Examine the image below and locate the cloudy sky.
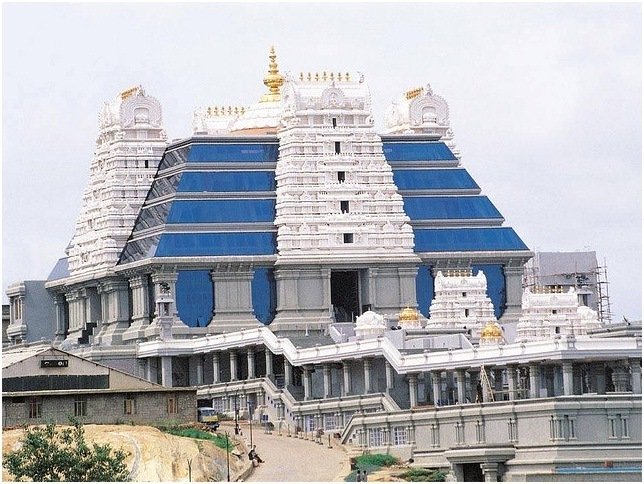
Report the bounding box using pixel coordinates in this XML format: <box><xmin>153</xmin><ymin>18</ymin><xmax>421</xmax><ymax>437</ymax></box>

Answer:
<box><xmin>2</xmin><ymin>2</ymin><xmax>641</xmax><ymax>319</ymax></box>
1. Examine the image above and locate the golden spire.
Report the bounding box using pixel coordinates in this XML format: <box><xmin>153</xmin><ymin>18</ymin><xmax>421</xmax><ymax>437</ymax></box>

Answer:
<box><xmin>261</xmin><ymin>46</ymin><xmax>284</xmax><ymax>102</ymax></box>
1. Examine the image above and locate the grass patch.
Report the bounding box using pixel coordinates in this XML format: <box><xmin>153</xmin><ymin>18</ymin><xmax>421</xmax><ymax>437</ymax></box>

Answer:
<box><xmin>345</xmin><ymin>454</ymin><xmax>399</xmax><ymax>481</ymax></box>
<box><xmin>158</xmin><ymin>426</ymin><xmax>233</xmax><ymax>451</ymax></box>
<box><xmin>396</xmin><ymin>468</ymin><xmax>446</xmax><ymax>482</ymax></box>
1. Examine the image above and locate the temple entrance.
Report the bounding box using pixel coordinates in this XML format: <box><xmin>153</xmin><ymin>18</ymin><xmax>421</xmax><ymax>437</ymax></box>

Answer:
<box><xmin>331</xmin><ymin>271</ymin><xmax>360</xmax><ymax>322</ymax></box>
<box><xmin>462</xmin><ymin>463</ymin><xmax>484</xmax><ymax>482</ymax></box>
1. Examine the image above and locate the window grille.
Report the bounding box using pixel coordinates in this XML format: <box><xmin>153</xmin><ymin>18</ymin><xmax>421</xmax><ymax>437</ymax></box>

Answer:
<box><xmin>74</xmin><ymin>397</ymin><xmax>88</xmax><ymax>417</ymax></box>
<box><xmin>28</xmin><ymin>398</ymin><xmax>42</xmax><ymax>419</ymax></box>
<box><xmin>393</xmin><ymin>426</ymin><xmax>409</xmax><ymax>446</ymax></box>
<box><xmin>167</xmin><ymin>396</ymin><xmax>178</xmax><ymax>414</ymax></box>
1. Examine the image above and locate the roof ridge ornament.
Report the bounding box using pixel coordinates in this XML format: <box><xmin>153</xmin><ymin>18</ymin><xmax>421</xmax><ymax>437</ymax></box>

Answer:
<box><xmin>261</xmin><ymin>45</ymin><xmax>284</xmax><ymax>102</ymax></box>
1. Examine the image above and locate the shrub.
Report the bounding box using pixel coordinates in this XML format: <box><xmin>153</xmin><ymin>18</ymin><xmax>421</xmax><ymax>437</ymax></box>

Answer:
<box><xmin>3</xmin><ymin>420</ymin><xmax>130</xmax><ymax>482</ymax></box>
<box><xmin>158</xmin><ymin>426</ymin><xmax>233</xmax><ymax>451</ymax></box>
<box><xmin>355</xmin><ymin>453</ymin><xmax>398</xmax><ymax>468</ymax></box>
<box><xmin>397</xmin><ymin>468</ymin><xmax>446</xmax><ymax>482</ymax></box>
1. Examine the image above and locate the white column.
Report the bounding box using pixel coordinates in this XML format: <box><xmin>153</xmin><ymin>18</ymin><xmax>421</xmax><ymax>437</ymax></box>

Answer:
<box><xmin>303</xmin><ymin>367</ymin><xmax>312</xmax><ymax>400</ymax></box>
<box><xmin>363</xmin><ymin>358</ymin><xmax>372</xmax><ymax>394</ymax></box>
<box><xmin>265</xmin><ymin>348</ymin><xmax>274</xmax><ymax>377</ymax></box>
<box><xmin>247</xmin><ymin>348</ymin><xmax>256</xmax><ymax>379</ymax></box>
<box><xmin>284</xmin><ymin>359</ymin><xmax>293</xmax><ymax>386</ymax></box>
<box><xmin>529</xmin><ymin>364</ymin><xmax>540</xmax><ymax>399</ymax></box>
<box><xmin>212</xmin><ymin>352</ymin><xmax>221</xmax><ymax>384</ymax></box>
<box><xmin>455</xmin><ymin>370</ymin><xmax>467</xmax><ymax>404</ymax></box>
<box><xmin>323</xmin><ymin>364</ymin><xmax>332</xmax><ymax>398</ymax></box>
<box><xmin>342</xmin><ymin>361</ymin><xmax>352</xmax><ymax>396</ymax></box>
<box><xmin>230</xmin><ymin>350</ymin><xmax>238</xmax><ymax>381</ymax></box>
<box><xmin>196</xmin><ymin>356</ymin><xmax>204</xmax><ymax>385</ymax></box>
<box><xmin>432</xmin><ymin>371</ymin><xmax>442</xmax><ymax>406</ymax></box>
<box><xmin>507</xmin><ymin>365</ymin><xmax>517</xmax><ymax>400</ymax></box>
<box><xmin>385</xmin><ymin>361</ymin><xmax>394</xmax><ymax>392</ymax></box>
<box><xmin>631</xmin><ymin>359</ymin><xmax>642</xmax><ymax>394</ymax></box>
<box><xmin>562</xmin><ymin>361</ymin><xmax>574</xmax><ymax>396</ymax></box>
<box><xmin>161</xmin><ymin>356</ymin><xmax>172</xmax><ymax>387</ymax></box>
<box><xmin>408</xmin><ymin>374</ymin><xmax>418</xmax><ymax>408</ymax></box>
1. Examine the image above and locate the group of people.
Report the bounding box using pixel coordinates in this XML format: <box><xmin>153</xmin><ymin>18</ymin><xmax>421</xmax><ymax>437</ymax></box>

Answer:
<box><xmin>356</xmin><ymin>469</ymin><xmax>368</xmax><ymax>481</ymax></box>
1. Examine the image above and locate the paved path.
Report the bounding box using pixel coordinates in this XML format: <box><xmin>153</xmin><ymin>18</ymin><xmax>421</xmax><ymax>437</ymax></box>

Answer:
<box><xmin>220</xmin><ymin>422</ymin><xmax>350</xmax><ymax>482</ymax></box>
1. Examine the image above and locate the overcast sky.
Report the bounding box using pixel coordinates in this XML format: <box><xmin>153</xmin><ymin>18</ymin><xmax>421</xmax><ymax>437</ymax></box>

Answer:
<box><xmin>2</xmin><ymin>2</ymin><xmax>641</xmax><ymax>320</ymax></box>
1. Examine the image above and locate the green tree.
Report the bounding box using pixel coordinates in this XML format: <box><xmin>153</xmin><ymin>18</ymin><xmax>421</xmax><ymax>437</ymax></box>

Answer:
<box><xmin>3</xmin><ymin>420</ymin><xmax>130</xmax><ymax>482</ymax></box>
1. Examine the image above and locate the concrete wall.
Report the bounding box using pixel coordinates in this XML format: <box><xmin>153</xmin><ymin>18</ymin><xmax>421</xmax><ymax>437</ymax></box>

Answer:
<box><xmin>25</xmin><ymin>281</ymin><xmax>56</xmax><ymax>342</ymax></box>
<box><xmin>344</xmin><ymin>395</ymin><xmax>642</xmax><ymax>481</ymax></box>
<box><xmin>2</xmin><ymin>390</ymin><xmax>196</xmax><ymax>427</ymax></box>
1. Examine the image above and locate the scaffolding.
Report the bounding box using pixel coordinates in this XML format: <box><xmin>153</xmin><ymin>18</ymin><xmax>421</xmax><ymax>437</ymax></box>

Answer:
<box><xmin>595</xmin><ymin>259</ymin><xmax>612</xmax><ymax>325</ymax></box>
<box><xmin>523</xmin><ymin>252</ymin><xmax>613</xmax><ymax>324</ymax></box>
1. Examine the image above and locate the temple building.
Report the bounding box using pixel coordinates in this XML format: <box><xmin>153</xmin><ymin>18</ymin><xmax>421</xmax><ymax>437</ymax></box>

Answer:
<box><xmin>4</xmin><ymin>49</ymin><xmax>641</xmax><ymax>482</ymax></box>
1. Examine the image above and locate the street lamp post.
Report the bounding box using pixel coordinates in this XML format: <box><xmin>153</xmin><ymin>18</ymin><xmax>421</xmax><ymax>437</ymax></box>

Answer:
<box><xmin>248</xmin><ymin>401</ymin><xmax>254</xmax><ymax>447</ymax></box>
<box><xmin>234</xmin><ymin>392</ymin><xmax>240</xmax><ymax>435</ymax></box>
<box><xmin>225</xmin><ymin>432</ymin><xmax>230</xmax><ymax>482</ymax></box>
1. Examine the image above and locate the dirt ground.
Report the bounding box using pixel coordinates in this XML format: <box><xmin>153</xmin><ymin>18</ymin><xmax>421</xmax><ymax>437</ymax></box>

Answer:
<box><xmin>2</xmin><ymin>424</ymin><xmax>249</xmax><ymax>482</ymax></box>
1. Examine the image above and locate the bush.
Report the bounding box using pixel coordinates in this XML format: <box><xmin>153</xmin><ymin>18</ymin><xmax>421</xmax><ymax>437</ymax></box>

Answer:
<box><xmin>158</xmin><ymin>426</ymin><xmax>233</xmax><ymax>451</ymax></box>
<box><xmin>3</xmin><ymin>420</ymin><xmax>130</xmax><ymax>482</ymax></box>
<box><xmin>355</xmin><ymin>453</ymin><xmax>398</xmax><ymax>468</ymax></box>
<box><xmin>397</xmin><ymin>468</ymin><xmax>446</xmax><ymax>482</ymax></box>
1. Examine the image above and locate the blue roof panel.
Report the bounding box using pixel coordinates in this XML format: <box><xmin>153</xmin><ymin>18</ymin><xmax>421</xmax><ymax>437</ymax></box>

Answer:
<box><xmin>414</xmin><ymin>227</ymin><xmax>528</xmax><ymax>252</ymax></box>
<box><xmin>393</xmin><ymin>169</ymin><xmax>479</xmax><ymax>190</ymax></box>
<box><xmin>155</xmin><ymin>232</ymin><xmax>276</xmax><ymax>257</ymax></box>
<box><xmin>47</xmin><ymin>257</ymin><xmax>70</xmax><ymax>281</ymax></box>
<box><xmin>383</xmin><ymin>142</ymin><xmax>457</xmax><ymax>162</ymax></box>
<box><xmin>403</xmin><ymin>196</ymin><xmax>502</xmax><ymax>220</ymax></box>
<box><xmin>167</xmin><ymin>200</ymin><xmax>275</xmax><ymax>224</ymax></box>
<box><xmin>178</xmin><ymin>171</ymin><xmax>276</xmax><ymax>192</ymax></box>
<box><xmin>187</xmin><ymin>143</ymin><xmax>279</xmax><ymax>163</ymax></box>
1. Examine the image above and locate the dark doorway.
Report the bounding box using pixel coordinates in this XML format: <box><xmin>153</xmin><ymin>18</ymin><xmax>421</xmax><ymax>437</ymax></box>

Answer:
<box><xmin>462</xmin><ymin>463</ymin><xmax>484</xmax><ymax>482</ymax></box>
<box><xmin>331</xmin><ymin>271</ymin><xmax>360</xmax><ymax>322</ymax></box>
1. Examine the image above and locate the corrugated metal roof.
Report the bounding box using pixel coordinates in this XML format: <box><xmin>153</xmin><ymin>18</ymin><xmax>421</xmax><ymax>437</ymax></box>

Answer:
<box><xmin>1</xmin><ymin>345</ymin><xmax>50</xmax><ymax>369</ymax></box>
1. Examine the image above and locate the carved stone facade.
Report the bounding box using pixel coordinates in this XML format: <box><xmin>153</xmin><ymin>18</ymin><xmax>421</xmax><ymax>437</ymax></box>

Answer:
<box><xmin>275</xmin><ymin>76</ymin><xmax>417</xmax><ymax>263</ymax></box>
<box><xmin>383</xmin><ymin>84</ymin><xmax>460</xmax><ymax>158</ymax></box>
<box><xmin>427</xmin><ymin>270</ymin><xmax>496</xmax><ymax>338</ymax></box>
<box><xmin>66</xmin><ymin>86</ymin><xmax>167</xmax><ymax>276</ymax></box>
<box><xmin>516</xmin><ymin>287</ymin><xmax>603</xmax><ymax>341</ymax></box>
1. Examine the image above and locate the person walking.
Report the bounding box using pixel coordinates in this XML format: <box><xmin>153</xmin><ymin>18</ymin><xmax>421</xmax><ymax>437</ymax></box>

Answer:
<box><xmin>356</xmin><ymin>469</ymin><xmax>362</xmax><ymax>482</ymax></box>
<box><xmin>362</xmin><ymin>470</ymin><xmax>368</xmax><ymax>481</ymax></box>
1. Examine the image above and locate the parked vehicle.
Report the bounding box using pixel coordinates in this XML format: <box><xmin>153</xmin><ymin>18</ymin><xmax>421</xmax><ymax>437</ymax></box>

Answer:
<box><xmin>197</xmin><ymin>407</ymin><xmax>220</xmax><ymax>430</ymax></box>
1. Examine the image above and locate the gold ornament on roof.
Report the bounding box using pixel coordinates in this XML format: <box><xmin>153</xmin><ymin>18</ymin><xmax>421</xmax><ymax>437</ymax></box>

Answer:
<box><xmin>261</xmin><ymin>46</ymin><xmax>284</xmax><ymax>103</ymax></box>
<box><xmin>405</xmin><ymin>87</ymin><xmax>424</xmax><ymax>100</ymax></box>
<box><xmin>480</xmin><ymin>321</ymin><xmax>504</xmax><ymax>341</ymax></box>
<box><xmin>120</xmin><ymin>86</ymin><xmax>139</xmax><ymax>101</ymax></box>
<box><xmin>399</xmin><ymin>306</ymin><xmax>419</xmax><ymax>322</ymax></box>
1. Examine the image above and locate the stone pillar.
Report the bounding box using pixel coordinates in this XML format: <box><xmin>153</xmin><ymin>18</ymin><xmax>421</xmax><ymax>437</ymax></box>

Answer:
<box><xmin>631</xmin><ymin>359</ymin><xmax>642</xmax><ymax>394</ymax></box>
<box><xmin>230</xmin><ymin>350</ymin><xmax>238</xmax><ymax>381</ymax></box>
<box><xmin>146</xmin><ymin>357</ymin><xmax>156</xmax><ymax>383</ymax></box>
<box><xmin>265</xmin><ymin>348</ymin><xmax>274</xmax><ymax>378</ymax></box>
<box><xmin>501</xmin><ymin>264</ymin><xmax>524</xmax><ymax>321</ymax></box>
<box><xmin>212</xmin><ymin>352</ymin><xmax>221</xmax><ymax>384</ymax></box>
<box><xmin>507</xmin><ymin>365</ymin><xmax>518</xmax><ymax>400</ymax></box>
<box><xmin>196</xmin><ymin>356</ymin><xmax>204</xmax><ymax>385</ymax></box>
<box><xmin>161</xmin><ymin>356</ymin><xmax>172</xmax><ymax>387</ymax></box>
<box><xmin>455</xmin><ymin>370</ymin><xmax>467</xmax><ymax>404</ymax></box>
<box><xmin>593</xmin><ymin>362</ymin><xmax>606</xmax><ymax>394</ymax></box>
<box><xmin>94</xmin><ymin>279</ymin><xmax>130</xmax><ymax>345</ymax></box>
<box><xmin>284</xmin><ymin>359</ymin><xmax>293</xmax><ymax>387</ymax></box>
<box><xmin>408</xmin><ymin>374</ymin><xmax>418</xmax><ymax>408</ymax></box>
<box><xmin>53</xmin><ymin>293</ymin><xmax>67</xmax><ymax>342</ymax></box>
<box><xmin>385</xmin><ymin>361</ymin><xmax>394</xmax><ymax>393</ymax></box>
<box><xmin>493</xmin><ymin>368</ymin><xmax>504</xmax><ymax>399</ymax></box>
<box><xmin>122</xmin><ymin>275</ymin><xmax>150</xmax><ymax>342</ymax></box>
<box><xmin>611</xmin><ymin>364</ymin><xmax>630</xmax><ymax>392</ymax></box>
<box><xmin>208</xmin><ymin>265</ymin><xmax>260</xmax><ymax>332</ymax></box>
<box><xmin>342</xmin><ymin>361</ymin><xmax>352</xmax><ymax>396</ymax></box>
<box><xmin>247</xmin><ymin>348</ymin><xmax>256</xmax><ymax>379</ymax></box>
<box><xmin>562</xmin><ymin>362</ymin><xmax>574</xmax><ymax>396</ymax></box>
<box><xmin>529</xmin><ymin>364</ymin><xmax>541</xmax><ymax>399</ymax></box>
<box><xmin>468</xmin><ymin>369</ymin><xmax>480</xmax><ymax>402</ymax></box>
<box><xmin>432</xmin><ymin>371</ymin><xmax>442</xmax><ymax>406</ymax></box>
<box><xmin>480</xmin><ymin>463</ymin><xmax>499</xmax><ymax>482</ymax></box>
<box><xmin>323</xmin><ymin>364</ymin><xmax>332</xmax><ymax>398</ymax></box>
<box><xmin>363</xmin><ymin>358</ymin><xmax>372</xmax><ymax>394</ymax></box>
<box><xmin>303</xmin><ymin>367</ymin><xmax>312</xmax><ymax>400</ymax></box>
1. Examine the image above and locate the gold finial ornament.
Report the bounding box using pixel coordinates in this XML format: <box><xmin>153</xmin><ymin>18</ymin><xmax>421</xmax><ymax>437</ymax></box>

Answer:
<box><xmin>261</xmin><ymin>45</ymin><xmax>284</xmax><ymax>102</ymax></box>
<box><xmin>399</xmin><ymin>306</ymin><xmax>419</xmax><ymax>322</ymax></box>
<box><xmin>480</xmin><ymin>321</ymin><xmax>504</xmax><ymax>344</ymax></box>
